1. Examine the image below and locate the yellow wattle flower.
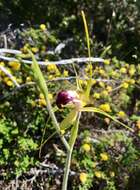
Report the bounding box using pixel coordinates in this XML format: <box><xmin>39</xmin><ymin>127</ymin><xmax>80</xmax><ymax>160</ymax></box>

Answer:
<box><xmin>104</xmin><ymin>59</ymin><xmax>110</xmax><ymax>65</ymax></box>
<box><xmin>39</xmin><ymin>93</ymin><xmax>53</xmax><ymax>107</ymax></box>
<box><xmin>99</xmin><ymin>81</ymin><xmax>105</xmax><ymax>88</ymax></box>
<box><xmin>99</xmin><ymin>103</ymin><xmax>111</xmax><ymax>112</ymax></box>
<box><xmin>40</xmin><ymin>24</ymin><xmax>46</xmax><ymax>31</ymax></box>
<box><xmin>31</xmin><ymin>47</ymin><xmax>39</xmax><ymax>53</ymax></box>
<box><xmin>79</xmin><ymin>172</ymin><xmax>88</xmax><ymax>183</ymax></box>
<box><xmin>93</xmin><ymin>92</ymin><xmax>100</xmax><ymax>99</ymax></box>
<box><xmin>95</xmin><ymin>171</ymin><xmax>102</xmax><ymax>178</ymax></box>
<box><xmin>122</xmin><ymin>82</ymin><xmax>129</xmax><ymax>89</ymax></box>
<box><xmin>100</xmin><ymin>152</ymin><xmax>109</xmax><ymax>161</ymax></box>
<box><xmin>120</xmin><ymin>67</ymin><xmax>127</xmax><ymax>74</ymax></box>
<box><xmin>63</xmin><ymin>70</ymin><xmax>69</xmax><ymax>77</ymax></box>
<box><xmin>8</xmin><ymin>61</ymin><xmax>21</xmax><ymax>71</ymax></box>
<box><xmin>129</xmin><ymin>67</ymin><xmax>135</xmax><ymax>76</ymax></box>
<box><xmin>82</xmin><ymin>143</ymin><xmax>90</xmax><ymax>152</ymax></box>
<box><xmin>6</xmin><ymin>80</ymin><xmax>13</xmax><ymax>87</ymax></box>
<box><xmin>26</xmin><ymin>76</ymin><xmax>32</xmax><ymax>82</ymax></box>
<box><xmin>106</xmin><ymin>86</ymin><xmax>112</xmax><ymax>92</ymax></box>
<box><xmin>129</xmin><ymin>79</ymin><xmax>135</xmax><ymax>84</ymax></box>
<box><xmin>38</xmin><ymin>99</ymin><xmax>47</xmax><ymax>106</ymax></box>
<box><xmin>0</xmin><ymin>61</ymin><xmax>5</xmax><ymax>66</ymax></box>
<box><xmin>117</xmin><ymin>111</ymin><xmax>126</xmax><ymax>118</ymax></box>
<box><xmin>101</xmin><ymin>90</ymin><xmax>109</xmax><ymax>97</ymax></box>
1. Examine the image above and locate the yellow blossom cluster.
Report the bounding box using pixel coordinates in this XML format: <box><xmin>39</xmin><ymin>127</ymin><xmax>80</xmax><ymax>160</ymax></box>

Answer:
<box><xmin>8</xmin><ymin>61</ymin><xmax>21</xmax><ymax>71</ymax></box>
<box><xmin>31</xmin><ymin>47</ymin><xmax>39</xmax><ymax>53</ymax></box>
<box><xmin>99</xmin><ymin>103</ymin><xmax>111</xmax><ymax>112</ymax></box>
<box><xmin>121</xmin><ymin>82</ymin><xmax>129</xmax><ymax>89</ymax></box>
<box><xmin>101</xmin><ymin>90</ymin><xmax>109</xmax><ymax>97</ymax></box>
<box><xmin>92</xmin><ymin>79</ymin><xmax>97</xmax><ymax>86</ymax></box>
<box><xmin>82</xmin><ymin>143</ymin><xmax>91</xmax><ymax>152</ymax></box>
<box><xmin>100</xmin><ymin>152</ymin><xmax>109</xmax><ymax>161</ymax></box>
<box><xmin>3</xmin><ymin>77</ymin><xmax>13</xmax><ymax>87</ymax></box>
<box><xmin>40</xmin><ymin>24</ymin><xmax>46</xmax><ymax>31</ymax></box>
<box><xmin>0</xmin><ymin>64</ymin><xmax>13</xmax><ymax>86</ymax></box>
<box><xmin>95</xmin><ymin>171</ymin><xmax>103</xmax><ymax>178</ymax></box>
<box><xmin>106</xmin><ymin>86</ymin><xmax>112</xmax><ymax>92</ymax></box>
<box><xmin>120</xmin><ymin>67</ymin><xmax>127</xmax><ymax>74</ymax></box>
<box><xmin>99</xmin><ymin>68</ymin><xmax>106</xmax><ymax>77</ymax></box>
<box><xmin>128</xmin><ymin>79</ymin><xmax>135</xmax><ymax>84</ymax></box>
<box><xmin>129</xmin><ymin>65</ymin><xmax>136</xmax><ymax>76</ymax></box>
<box><xmin>79</xmin><ymin>172</ymin><xmax>88</xmax><ymax>183</ymax></box>
<box><xmin>26</xmin><ymin>76</ymin><xmax>32</xmax><ymax>82</ymax></box>
<box><xmin>104</xmin><ymin>59</ymin><xmax>110</xmax><ymax>65</ymax></box>
<box><xmin>38</xmin><ymin>93</ymin><xmax>53</xmax><ymax>107</ymax></box>
<box><xmin>63</xmin><ymin>70</ymin><xmax>69</xmax><ymax>77</ymax></box>
<box><xmin>0</xmin><ymin>61</ymin><xmax>23</xmax><ymax>87</ymax></box>
<box><xmin>99</xmin><ymin>81</ymin><xmax>105</xmax><ymax>88</ymax></box>
<box><xmin>117</xmin><ymin>111</ymin><xmax>126</xmax><ymax>118</ymax></box>
<box><xmin>121</xmin><ymin>78</ymin><xmax>136</xmax><ymax>89</ymax></box>
<box><xmin>93</xmin><ymin>92</ymin><xmax>100</xmax><ymax>99</ymax></box>
<box><xmin>47</xmin><ymin>64</ymin><xmax>60</xmax><ymax>79</ymax></box>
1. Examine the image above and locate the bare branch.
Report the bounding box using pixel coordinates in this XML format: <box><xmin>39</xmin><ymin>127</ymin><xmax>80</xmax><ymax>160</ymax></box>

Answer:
<box><xmin>0</xmin><ymin>48</ymin><xmax>105</xmax><ymax>66</ymax></box>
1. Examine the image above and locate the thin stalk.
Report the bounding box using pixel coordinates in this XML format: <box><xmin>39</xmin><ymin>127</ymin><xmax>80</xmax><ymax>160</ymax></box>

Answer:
<box><xmin>62</xmin><ymin>149</ymin><xmax>72</xmax><ymax>190</ymax></box>
<box><xmin>45</xmin><ymin>95</ymin><xmax>70</xmax><ymax>151</ymax></box>
<box><xmin>62</xmin><ymin>112</ymin><xmax>81</xmax><ymax>190</ymax></box>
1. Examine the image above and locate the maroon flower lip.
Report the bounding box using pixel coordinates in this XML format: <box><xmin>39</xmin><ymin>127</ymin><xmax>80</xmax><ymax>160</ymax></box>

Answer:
<box><xmin>56</xmin><ymin>90</ymin><xmax>79</xmax><ymax>108</ymax></box>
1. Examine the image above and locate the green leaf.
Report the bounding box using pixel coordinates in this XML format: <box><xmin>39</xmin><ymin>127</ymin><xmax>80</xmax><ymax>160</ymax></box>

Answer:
<box><xmin>69</xmin><ymin>112</ymin><xmax>81</xmax><ymax>148</ymax></box>
<box><xmin>80</xmin><ymin>107</ymin><xmax>134</xmax><ymax>132</ymax></box>
<box><xmin>29</xmin><ymin>50</ymin><xmax>70</xmax><ymax>151</ymax></box>
<box><xmin>81</xmin><ymin>11</ymin><xmax>92</xmax><ymax>99</ymax></box>
<box><xmin>29</xmin><ymin>50</ymin><xmax>48</xmax><ymax>99</ymax></box>
<box><xmin>60</xmin><ymin>109</ymin><xmax>78</xmax><ymax>130</ymax></box>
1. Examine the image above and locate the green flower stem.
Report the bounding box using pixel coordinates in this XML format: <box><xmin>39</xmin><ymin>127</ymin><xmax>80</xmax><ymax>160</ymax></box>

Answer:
<box><xmin>45</xmin><ymin>94</ymin><xmax>70</xmax><ymax>151</ymax></box>
<box><xmin>62</xmin><ymin>112</ymin><xmax>81</xmax><ymax>190</ymax></box>
<box><xmin>62</xmin><ymin>149</ymin><xmax>73</xmax><ymax>190</ymax></box>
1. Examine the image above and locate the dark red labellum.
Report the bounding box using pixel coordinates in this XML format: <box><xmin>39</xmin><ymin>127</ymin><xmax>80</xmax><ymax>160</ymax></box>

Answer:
<box><xmin>56</xmin><ymin>90</ymin><xmax>76</xmax><ymax>108</ymax></box>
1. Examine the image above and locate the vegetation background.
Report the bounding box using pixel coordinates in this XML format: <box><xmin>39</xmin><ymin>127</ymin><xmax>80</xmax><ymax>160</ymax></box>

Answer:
<box><xmin>0</xmin><ymin>0</ymin><xmax>140</xmax><ymax>189</ymax></box>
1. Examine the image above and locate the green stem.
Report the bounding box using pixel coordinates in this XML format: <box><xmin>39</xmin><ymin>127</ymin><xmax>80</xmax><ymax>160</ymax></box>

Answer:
<box><xmin>62</xmin><ymin>149</ymin><xmax>72</xmax><ymax>190</ymax></box>
<box><xmin>62</xmin><ymin>112</ymin><xmax>81</xmax><ymax>190</ymax></box>
<box><xmin>45</xmin><ymin>96</ymin><xmax>70</xmax><ymax>151</ymax></box>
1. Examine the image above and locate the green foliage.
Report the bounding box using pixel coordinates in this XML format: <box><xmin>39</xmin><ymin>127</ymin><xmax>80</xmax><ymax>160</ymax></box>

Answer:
<box><xmin>0</xmin><ymin>27</ymin><xmax>140</xmax><ymax>187</ymax></box>
<box><xmin>72</xmin><ymin>130</ymin><xmax>140</xmax><ymax>190</ymax></box>
<box><xmin>0</xmin><ymin>4</ymin><xmax>140</xmax><ymax>188</ymax></box>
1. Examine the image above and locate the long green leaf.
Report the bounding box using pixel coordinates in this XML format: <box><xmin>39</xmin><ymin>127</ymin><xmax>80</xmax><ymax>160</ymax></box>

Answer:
<box><xmin>81</xmin><ymin>11</ymin><xmax>92</xmax><ymax>99</ymax></box>
<box><xmin>29</xmin><ymin>50</ymin><xmax>70</xmax><ymax>151</ymax></box>
<box><xmin>80</xmin><ymin>107</ymin><xmax>134</xmax><ymax>132</ymax></box>
<box><xmin>29</xmin><ymin>50</ymin><xmax>48</xmax><ymax>98</ymax></box>
<box><xmin>81</xmin><ymin>11</ymin><xmax>91</xmax><ymax>61</ymax></box>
